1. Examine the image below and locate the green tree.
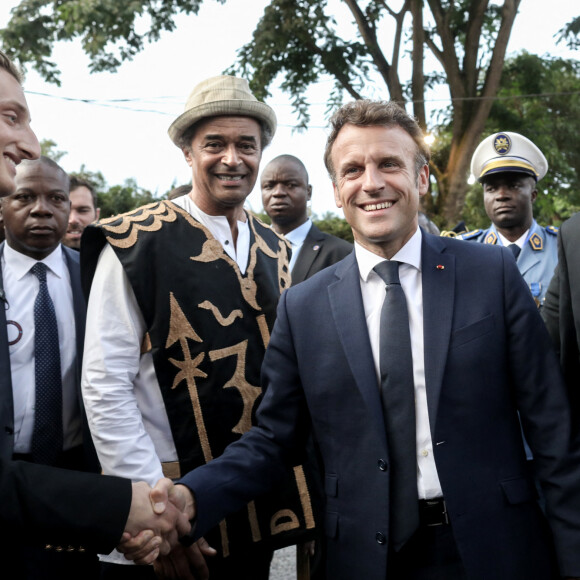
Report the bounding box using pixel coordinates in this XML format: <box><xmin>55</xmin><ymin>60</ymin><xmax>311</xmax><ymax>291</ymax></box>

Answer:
<box><xmin>98</xmin><ymin>178</ymin><xmax>156</xmax><ymax>219</ymax></box>
<box><xmin>457</xmin><ymin>52</ymin><xmax>580</xmax><ymax>230</ymax></box>
<box><xmin>69</xmin><ymin>165</ymin><xmax>156</xmax><ymax>218</ymax></box>
<box><xmin>313</xmin><ymin>212</ymin><xmax>354</xmax><ymax>243</ymax></box>
<box><xmin>40</xmin><ymin>138</ymin><xmax>67</xmax><ymax>163</ymax></box>
<box><xmin>2</xmin><ymin>0</ymin><xmax>574</xmax><ymax>225</ymax></box>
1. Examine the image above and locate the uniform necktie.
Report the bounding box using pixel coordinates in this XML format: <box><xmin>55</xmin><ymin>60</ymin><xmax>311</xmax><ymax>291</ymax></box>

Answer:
<box><xmin>30</xmin><ymin>262</ymin><xmax>63</xmax><ymax>465</ymax></box>
<box><xmin>507</xmin><ymin>243</ymin><xmax>521</xmax><ymax>260</ymax></box>
<box><xmin>373</xmin><ymin>260</ymin><xmax>419</xmax><ymax>551</ymax></box>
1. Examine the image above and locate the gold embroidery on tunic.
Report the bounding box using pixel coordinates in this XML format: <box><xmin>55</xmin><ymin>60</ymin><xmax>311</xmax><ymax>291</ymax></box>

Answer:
<box><xmin>101</xmin><ymin>202</ymin><xmax>179</xmax><ymax>249</ymax></box>
<box><xmin>167</xmin><ymin>293</ymin><xmax>213</xmax><ymax>463</ymax></box>
<box><xmin>209</xmin><ymin>340</ymin><xmax>262</xmax><ymax>434</ymax></box>
<box><xmin>161</xmin><ymin>461</ymin><xmax>181</xmax><ymax>480</ymax></box>
<box><xmin>219</xmin><ymin>520</ymin><xmax>230</xmax><ymax>558</ymax></box>
<box><xmin>270</xmin><ymin>509</ymin><xmax>300</xmax><ymax>534</ymax></box>
<box><xmin>141</xmin><ymin>332</ymin><xmax>152</xmax><ymax>355</ymax></box>
<box><xmin>247</xmin><ymin>501</ymin><xmax>262</xmax><ymax>543</ymax></box>
<box><xmin>198</xmin><ymin>300</ymin><xmax>243</xmax><ymax>326</ymax></box>
<box><xmin>256</xmin><ymin>314</ymin><xmax>271</xmax><ymax>350</ymax></box>
<box><xmin>294</xmin><ymin>465</ymin><xmax>315</xmax><ymax>529</ymax></box>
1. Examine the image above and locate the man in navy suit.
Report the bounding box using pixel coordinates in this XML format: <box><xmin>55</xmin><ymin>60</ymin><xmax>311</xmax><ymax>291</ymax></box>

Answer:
<box><xmin>542</xmin><ymin>211</ymin><xmax>580</xmax><ymax>411</ymax></box>
<box><xmin>0</xmin><ymin>155</ymin><xmax>104</xmax><ymax>578</ymax></box>
<box><xmin>0</xmin><ymin>51</ymin><xmax>202</xmax><ymax>571</ymax></box>
<box><xmin>152</xmin><ymin>100</ymin><xmax>580</xmax><ymax>579</ymax></box>
<box><xmin>261</xmin><ymin>154</ymin><xmax>352</xmax><ymax>284</ymax></box>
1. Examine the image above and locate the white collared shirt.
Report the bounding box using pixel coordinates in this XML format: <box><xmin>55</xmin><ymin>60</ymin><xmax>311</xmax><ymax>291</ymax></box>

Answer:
<box><xmin>2</xmin><ymin>243</ymin><xmax>81</xmax><ymax>453</ymax></box>
<box><xmin>284</xmin><ymin>219</ymin><xmax>312</xmax><ymax>272</ymax></box>
<box><xmin>355</xmin><ymin>228</ymin><xmax>443</xmax><ymax>499</ymax></box>
<box><xmin>175</xmin><ymin>195</ymin><xmax>250</xmax><ymax>274</ymax></box>
<box><xmin>497</xmin><ymin>228</ymin><xmax>528</xmax><ymax>250</ymax></box>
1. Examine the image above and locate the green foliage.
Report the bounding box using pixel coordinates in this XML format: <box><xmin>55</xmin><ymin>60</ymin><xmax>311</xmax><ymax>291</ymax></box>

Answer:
<box><xmin>557</xmin><ymin>15</ymin><xmax>580</xmax><ymax>50</ymax></box>
<box><xmin>460</xmin><ymin>52</ymin><xmax>580</xmax><ymax>228</ymax></box>
<box><xmin>98</xmin><ymin>178</ymin><xmax>156</xmax><ymax>219</ymax></box>
<box><xmin>227</xmin><ymin>0</ymin><xmax>370</xmax><ymax>128</ymax></box>
<box><xmin>313</xmin><ymin>212</ymin><xmax>353</xmax><ymax>243</ymax></box>
<box><xmin>1</xmin><ymin>0</ymin><xmax>211</xmax><ymax>83</ymax></box>
<box><xmin>40</xmin><ymin>138</ymin><xmax>67</xmax><ymax>163</ymax></box>
<box><xmin>68</xmin><ymin>164</ymin><xmax>156</xmax><ymax>218</ymax></box>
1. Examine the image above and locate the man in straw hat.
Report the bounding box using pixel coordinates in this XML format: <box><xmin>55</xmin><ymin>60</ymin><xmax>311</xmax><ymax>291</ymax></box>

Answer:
<box><xmin>80</xmin><ymin>75</ymin><xmax>316</xmax><ymax>579</ymax></box>
<box><xmin>458</xmin><ymin>131</ymin><xmax>558</xmax><ymax>307</ymax></box>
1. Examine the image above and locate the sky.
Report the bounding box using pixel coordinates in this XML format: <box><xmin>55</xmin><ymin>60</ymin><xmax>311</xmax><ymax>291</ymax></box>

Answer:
<box><xmin>0</xmin><ymin>0</ymin><xmax>578</xmax><ymax>217</ymax></box>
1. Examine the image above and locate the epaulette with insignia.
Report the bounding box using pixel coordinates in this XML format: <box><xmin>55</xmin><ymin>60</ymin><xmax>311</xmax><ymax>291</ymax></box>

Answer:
<box><xmin>484</xmin><ymin>231</ymin><xmax>497</xmax><ymax>245</ymax></box>
<box><xmin>545</xmin><ymin>225</ymin><xmax>558</xmax><ymax>236</ymax></box>
<box><xmin>458</xmin><ymin>229</ymin><xmax>482</xmax><ymax>240</ymax></box>
<box><xmin>529</xmin><ymin>232</ymin><xmax>543</xmax><ymax>251</ymax></box>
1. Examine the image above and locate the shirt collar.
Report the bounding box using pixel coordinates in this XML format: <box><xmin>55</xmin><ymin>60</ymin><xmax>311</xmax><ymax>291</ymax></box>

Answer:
<box><xmin>175</xmin><ymin>195</ymin><xmax>248</xmax><ymax>236</ymax></box>
<box><xmin>285</xmin><ymin>219</ymin><xmax>312</xmax><ymax>246</ymax></box>
<box><xmin>355</xmin><ymin>227</ymin><xmax>422</xmax><ymax>282</ymax></box>
<box><xmin>4</xmin><ymin>242</ymin><xmax>66</xmax><ymax>281</ymax></box>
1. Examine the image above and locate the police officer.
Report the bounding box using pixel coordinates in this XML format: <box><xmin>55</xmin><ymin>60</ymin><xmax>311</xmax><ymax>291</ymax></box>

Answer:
<box><xmin>459</xmin><ymin>131</ymin><xmax>558</xmax><ymax>307</ymax></box>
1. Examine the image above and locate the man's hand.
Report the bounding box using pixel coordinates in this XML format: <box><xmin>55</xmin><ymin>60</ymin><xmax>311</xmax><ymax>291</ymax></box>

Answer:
<box><xmin>154</xmin><ymin>539</ymin><xmax>216</xmax><ymax>580</ymax></box>
<box><xmin>117</xmin><ymin>479</ymin><xmax>192</xmax><ymax>564</ymax></box>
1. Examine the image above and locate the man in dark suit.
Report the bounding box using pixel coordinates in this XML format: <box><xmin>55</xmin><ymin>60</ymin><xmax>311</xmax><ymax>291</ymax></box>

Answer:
<box><xmin>156</xmin><ymin>99</ymin><xmax>580</xmax><ymax>579</ymax></box>
<box><xmin>0</xmin><ymin>51</ymin><xmax>201</xmax><ymax>571</ymax></box>
<box><xmin>542</xmin><ymin>211</ymin><xmax>580</xmax><ymax>410</ymax></box>
<box><xmin>0</xmin><ymin>155</ymin><xmax>102</xmax><ymax>578</ymax></box>
<box><xmin>261</xmin><ymin>154</ymin><xmax>352</xmax><ymax>284</ymax></box>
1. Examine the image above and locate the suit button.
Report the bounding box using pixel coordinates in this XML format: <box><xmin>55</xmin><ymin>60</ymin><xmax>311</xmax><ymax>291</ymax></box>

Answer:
<box><xmin>376</xmin><ymin>532</ymin><xmax>386</xmax><ymax>545</ymax></box>
<box><xmin>377</xmin><ymin>459</ymin><xmax>388</xmax><ymax>471</ymax></box>
<box><xmin>5</xmin><ymin>426</ymin><xmax>13</xmax><ymax>435</ymax></box>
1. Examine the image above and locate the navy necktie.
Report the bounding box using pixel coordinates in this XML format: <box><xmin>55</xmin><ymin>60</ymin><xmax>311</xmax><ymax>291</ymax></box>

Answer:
<box><xmin>30</xmin><ymin>262</ymin><xmax>63</xmax><ymax>465</ymax></box>
<box><xmin>373</xmin><ymin>260</ymin><xmax>419</xmax><ymax>550</ymax></box>
<box><xmin>507</xmin><ymin>243</ymin><xmax>521</xmax><ymax>260</ymax></box>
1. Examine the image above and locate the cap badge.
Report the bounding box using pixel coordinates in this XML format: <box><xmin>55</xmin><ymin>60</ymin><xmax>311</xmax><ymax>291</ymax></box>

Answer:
<box><xmin>493</xmin><ymin>133</ymin><xmax>511</xmax><ymax>155</ymax></box>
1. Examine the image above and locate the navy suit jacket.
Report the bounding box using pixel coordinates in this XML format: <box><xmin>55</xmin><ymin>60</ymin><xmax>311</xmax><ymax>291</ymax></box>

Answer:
<box><xmin>291</xmin><ymin>223</ymin><xmax>352</xmax><ymax>284</ymax></box>
<box><xmin>543</xmin><ymin>211</ymin><xmax>580</xmax><ymax>410</ymax></box>
<box><xmin>182</xmin><ymin>232</ymin><xmax>580</xmax><ymax>579</ymax></box>
<box><xmin>0</xmin><ymin>243</ymin><xmax>98</xmax><ymax>471</ymax></box>
<box><xmin>0</xmin><ymin>457</ymin><xmax>130</xmax><ymax>552</ymax></box>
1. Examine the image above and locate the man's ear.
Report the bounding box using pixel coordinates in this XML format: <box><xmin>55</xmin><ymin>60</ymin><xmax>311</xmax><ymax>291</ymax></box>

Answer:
<box><xmin>333</xmin><ymin>183</ymin><xmax>342</xmax><ymax>208</ymax></box>
<box><xmin>183</xmin><ymin>148</ymin><xmax>193</xmax><ymax>167</ymax></box>
<box><xmin>418</xmin><ymin>164</ymin><xmax>429</xmax><ymax>197</ymax></box>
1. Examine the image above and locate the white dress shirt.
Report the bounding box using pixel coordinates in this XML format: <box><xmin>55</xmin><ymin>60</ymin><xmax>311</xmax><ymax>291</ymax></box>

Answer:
<box><xmin>3</xmin><ymin>243</ymin><xmax>81</xmax><ymax>454</ymax></box>
<box><xmin>82</xmin><ymin>196</ymin><xmax>251</xmax><ymax>562</ymax></box>
<box><xmin>355</xmin><ymin>227</ymin><xmax>443</xmax><ymax>499</ymax></box>
<box><xmin>285</xmin><ymin>218</ymin><xmax>312</xmax><ymax>272</ymax></box>
<box><xmin>497</xmin><ymin>228</ymin><xmax>528</xmax><ymax>250</ymax></box>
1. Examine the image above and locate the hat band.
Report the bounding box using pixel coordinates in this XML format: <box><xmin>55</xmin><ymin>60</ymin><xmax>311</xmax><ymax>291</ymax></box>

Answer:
<box><xmin>480</xmin><ymin>158</ymin><xmax>539</xmax><ymax>178</ymax></box>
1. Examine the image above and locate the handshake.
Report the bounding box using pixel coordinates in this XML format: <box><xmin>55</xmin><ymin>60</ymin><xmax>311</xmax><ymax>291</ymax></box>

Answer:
<box><xmin>118</xmin><ymin>478</ymin><xmax>216</xmax><ymax>579</ymax></box>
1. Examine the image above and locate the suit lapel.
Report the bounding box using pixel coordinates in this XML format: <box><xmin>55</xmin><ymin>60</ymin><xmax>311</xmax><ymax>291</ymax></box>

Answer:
<box><xmin>328</xmin><ymin>253</ymin><xmax>386</xmax><ymax>438</ymax></box>
<box><xmin>292</xmin><ymin>224</ymin><xmax>322</xmax><ymax>284</ymax></box>
<box><xmin>0</xmin><ymin>243</ymin><xmax>15</xmax><ymax>460</ymax></box>
<box><xmin>421</xmin><ymin>234</ymin><xmax>455</xmax><ymax>435</ymax></box>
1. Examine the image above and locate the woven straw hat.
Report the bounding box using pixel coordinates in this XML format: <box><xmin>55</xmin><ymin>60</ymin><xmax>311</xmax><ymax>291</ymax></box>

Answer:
<box><xmin>168</xmin><ymin>75</ymin><xmax>277</xmax><ymax>147</ymax></box>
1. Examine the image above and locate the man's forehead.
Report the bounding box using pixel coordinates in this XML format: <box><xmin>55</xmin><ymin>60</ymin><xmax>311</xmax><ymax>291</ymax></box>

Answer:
<box><xmin>334</xmin><ymin>124</ymin><xmax>414</xmax><ymax>156</ymax></box>
<box><xmin>16</xmin><ymin>164</ymin><xmax>69</xmax><ymax>190</ymax></box>
<box><xmin>195</xmin><ymin>115</ymin><xmax>261</xmax><ymax>136</ymax></box>
<box><xmin>263</xmin><ymin>160</ymin><xmax>305</xmax><ymax>179</ymax></box>
<box><xmin>482</xmin><ymin>172</ymin><xmax>532</xmax><ymax>185</ymax></box>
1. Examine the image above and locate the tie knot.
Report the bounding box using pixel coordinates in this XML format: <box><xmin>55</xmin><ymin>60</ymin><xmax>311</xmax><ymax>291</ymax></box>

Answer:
<box><xmin>507</xmin><ymin>243</ymin><xmax>521</xmax><ymax>259</ymax></box>
<box><xmin>373</xmin><ymin>260</ymin><xmax>401</xmax><ymax>285</ymax></box>
<box><xmin>31</xmin><ymin>262</ymin><xmax>48</xmax><ymax>283</ymax></box>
